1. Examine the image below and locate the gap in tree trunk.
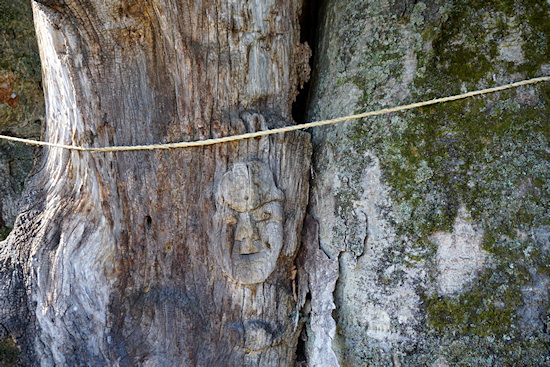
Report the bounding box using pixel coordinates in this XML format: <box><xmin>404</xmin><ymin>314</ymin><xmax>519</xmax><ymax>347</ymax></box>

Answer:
<box><xmin>292</xmin><ymin>0</ymin><xmax>324</xmax><ymax>124</ymax></box>
<box><xmin>292</xmin><ymin>1</ymin><xmax>325</xmax><ymax>364</ymax></box>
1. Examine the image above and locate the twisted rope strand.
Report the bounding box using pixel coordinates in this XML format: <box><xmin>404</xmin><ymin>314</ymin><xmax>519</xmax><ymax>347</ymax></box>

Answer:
<box><xmin>1</xmin><ymin>76</ymin><xmax>548</xmax><ymax>153</ymax></box>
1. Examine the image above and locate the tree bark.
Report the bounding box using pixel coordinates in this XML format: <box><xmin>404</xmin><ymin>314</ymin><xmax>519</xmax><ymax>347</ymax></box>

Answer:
<box><xmin>0</xmin><ymin>0</ymin><xmax>311</xmax><ymax>365</ymax></box>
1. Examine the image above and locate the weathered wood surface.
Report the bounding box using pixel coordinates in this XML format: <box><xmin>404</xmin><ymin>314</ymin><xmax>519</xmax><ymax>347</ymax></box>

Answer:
<box><xmin>296</xmin><ymin>214</ymin><xmax>339</xmax><ymax>367</ymax></box>
<box><xmin>0</xmin><ymin>0</ymin><xmax>311</xmax><ymax>365</ymax></box>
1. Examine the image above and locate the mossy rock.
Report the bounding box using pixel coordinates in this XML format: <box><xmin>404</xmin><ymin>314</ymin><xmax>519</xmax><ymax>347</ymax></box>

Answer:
<box><xmin>313</xmin><ymin>0</ymin><xmax>550</xmax><ymax>365</ymax></box>
<box><xmin>0</xmin><ymin>337</ymin><xmax>20</xmax><ymax>366</ymax></box>
<box><xmin>0</xmin><ymin>0</ymin><xmax>44</xmax><ymax>137</ymax></box>
<box><xmin>0</xmin><ymin>0</ymin><xmax>42</xmax><ymax>236</ymax></box>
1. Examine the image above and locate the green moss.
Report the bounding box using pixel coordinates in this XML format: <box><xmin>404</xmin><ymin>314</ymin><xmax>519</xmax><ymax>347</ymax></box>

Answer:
<box><xmin>341</xmin><ymin>0</ymin><xmax>550</xmax><ymax>364</ymax></box>
<box><xmin>0</xmin><ymin>337</ymin><xmax>20</xmax><ymax>366</ymax></box>
<box><xmin>0</xmin><ymin>225</ymin><xmax>12</xmax><ymax>241</ymax></box>
<box><xmin>348</xmin><ymin>0</ymin><xmax>550</xmax><ymax>238</ymax></box>
<box><xmin>420</xmin><ymin>236</ymin><xmax>550</xmax><ymax>364</ymax></box>
<box><xmin>521</xmin><ymin>0</ymin><xmax>550</xmax><ymax>76</ymax></box>
<box><xmin>0</xmin><ymin>0</ymin><xmax>44</xmax><ymax>137</ymax></box>
<box><xmin>424</xmin><ymin>239</ymin><xmax>532</xmax><ymax>336</ymax></box>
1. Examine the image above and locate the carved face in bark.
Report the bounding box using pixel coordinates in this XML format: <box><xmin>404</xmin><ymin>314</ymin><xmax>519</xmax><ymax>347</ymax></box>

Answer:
<box><xmin>212</xmin><ymin>161</ymin><xmax>284</xmax><ymax>284</ymax></box>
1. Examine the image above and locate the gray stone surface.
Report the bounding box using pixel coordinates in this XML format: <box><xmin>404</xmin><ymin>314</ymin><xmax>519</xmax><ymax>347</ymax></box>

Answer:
<box><xmin>0</xmin><ymin>0</ymin><xmax>43</xmax><ymax>237</ymax></box>
<box><xmin>305</xmin><ymin>0</ymin><xmax>550</xmax><ymax>365</ymax></box>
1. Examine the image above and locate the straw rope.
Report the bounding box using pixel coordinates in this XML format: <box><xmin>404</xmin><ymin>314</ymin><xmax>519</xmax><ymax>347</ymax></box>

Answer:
<box><xmin>1</xmin><ymin>76</ymin><xmax>548</xmax><ymax>153</ymax></box>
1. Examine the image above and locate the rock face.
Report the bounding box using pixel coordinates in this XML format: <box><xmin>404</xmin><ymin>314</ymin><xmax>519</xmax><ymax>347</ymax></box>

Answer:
<box><xmin>305</xmin><ymin>0</ymin><xmax>550</xmax><ymax>365</ymax></box>
<box><xmin>0</xmin><ymin>0</ymin><xmax>43</xmax><ymax>239</ymax></box>
<box><xmin>0</xmin><ymin>4</ymin><xmax>42</xmax><ymax>360</ymax></box>
<box><xmin>431</xmin><ymin>206</ymin><xmax>488</xmax><ymax>297</ymax></box>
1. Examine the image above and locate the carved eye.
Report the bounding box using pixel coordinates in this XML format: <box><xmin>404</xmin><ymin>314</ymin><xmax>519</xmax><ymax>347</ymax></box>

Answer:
<box><xmin>225</xmin><ymin>214</ymin><xmax>238</xmax><ymax>225</ymax></box>
<box><xmin>261</xmin><ymin>211</ymin><xmax>271</xmax><ymax>221</ymax></box>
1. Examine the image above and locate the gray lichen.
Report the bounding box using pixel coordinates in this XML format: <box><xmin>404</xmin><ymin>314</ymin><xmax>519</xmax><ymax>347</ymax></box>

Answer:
<box><xmin>307</xmin><ymin>0</ymin><xmax>550</xmax><ymax>365</ymax></box>
<box><xmin>0</xmin><ymin>0</ymin><xmax>42</xmax><ymax>236</ymax></box>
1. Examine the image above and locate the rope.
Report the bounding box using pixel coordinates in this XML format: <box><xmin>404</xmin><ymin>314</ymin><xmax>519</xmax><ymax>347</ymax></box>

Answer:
<box><xmin>1</xmin><ymin>76</ymin><xmax>548</xmax><ymax>153</ymax></box>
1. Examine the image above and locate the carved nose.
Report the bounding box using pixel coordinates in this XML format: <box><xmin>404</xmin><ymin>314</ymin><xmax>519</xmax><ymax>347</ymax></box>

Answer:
<box><xmin>235</xmin><ymin>213</ymin><xmax>262</xmax><ymax>255</ymax></box>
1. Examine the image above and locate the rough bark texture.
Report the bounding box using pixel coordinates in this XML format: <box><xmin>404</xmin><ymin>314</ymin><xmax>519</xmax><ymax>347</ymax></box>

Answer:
<box><xmin>305</xmin><ymin>0</ymin><xmax>550</xmax><ymax>366</ymax></box>
<box><xmin>0</xmin><ymin>0</ymin><xmax>311</xmax><ymax>365</ymax></box>
<box><xmin>296</xmin><ymin>214</ymin><xmax>339</xmax><ymax>366</ymax></box>
<box><xmin>2</xmin><ymin>0</ymin><xmax>550</xmax><ymax>366</ymax></box>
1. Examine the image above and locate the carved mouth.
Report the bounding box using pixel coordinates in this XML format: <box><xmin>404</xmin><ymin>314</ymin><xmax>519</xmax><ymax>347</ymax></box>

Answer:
<box><xmin>230</xmin><ymin>257</ymin><xmax>274</xmax><ymax>284</ymax></box>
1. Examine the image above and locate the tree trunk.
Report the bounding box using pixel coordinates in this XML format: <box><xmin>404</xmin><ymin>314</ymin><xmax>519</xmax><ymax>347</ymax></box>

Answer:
<box><xmin>0</xmin><ymin>0</ymin><xmax>311</xmax><ymax>365</ymax></box>
<box><xmin>305</xmin><ymin>0</ymin><xmax>550</xmax><ymax>366</ymax></box>
<box><xmin>4</xmin><ymin>0</ymin><xmax>549</xmax><ymax>366</ymax></box>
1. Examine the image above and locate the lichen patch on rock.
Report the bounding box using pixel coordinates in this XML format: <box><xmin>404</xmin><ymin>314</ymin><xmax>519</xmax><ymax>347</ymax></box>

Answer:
<box><xmin>430</xmin><ymin>206</ymin><xmax>488</xmax><ymax>296</ymax></box>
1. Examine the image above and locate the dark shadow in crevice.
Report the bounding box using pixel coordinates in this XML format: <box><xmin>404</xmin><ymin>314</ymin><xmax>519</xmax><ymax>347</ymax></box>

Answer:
<box><xmin>295</xmin><ymin>291</ymin><xmax>312</xmax><ymax>366</ymax></box>
<box><xmin>292</xmin><ymin>0</ymin><xmax>325</xmax><ymax>124</ymax></box>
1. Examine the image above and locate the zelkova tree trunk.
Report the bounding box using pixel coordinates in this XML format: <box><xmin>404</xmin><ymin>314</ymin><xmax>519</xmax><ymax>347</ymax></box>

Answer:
<box><xmin>0</xmin><ymin>0</ymin><xmax>312</xmax><ymax>365</ymax></box>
